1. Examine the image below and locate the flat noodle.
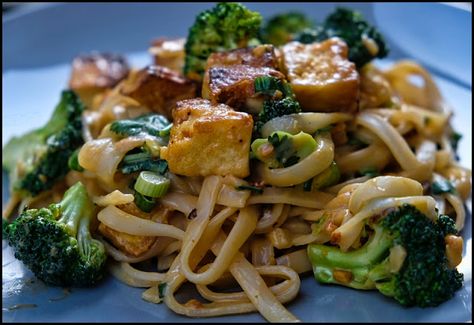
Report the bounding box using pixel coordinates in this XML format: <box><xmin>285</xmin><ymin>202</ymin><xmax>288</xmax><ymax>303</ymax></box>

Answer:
<box><xmin>356</xmin><ymin>112</ymin><xmax>424</xmax><ymax>172</ymax></box>
<box><xmin>159</xmin><ymin>192</ymin><xmax>197</xmax><ymax>216</ymax></box>
<box><xmin>97</xmin><ymin>205</ymin><xmax>184</xmax><ymax>239</ymax></box>
<box><xmin>383</xmin><ymin>60</ymin><xmax>443</xmax><ymax>111</ymax></box>
<box><xmin>195</xmin><ymin>264</ymin><xmax>298</xmax><ymax>302</ymax></box>
<box><xmin>256</xmin><ymin>204</ymin><xmax>285</xmax><ymax>233</ymax></box>
<box><xmin>99</xmin><ymin>235</ymin><xmax>174</xmax><ymax>263</ymax></box>
<box><xmin>180</xmin><ymin>206</ymin><xmax>257</xmax><ymax>285</ymax></box>
<box><xmin>336</xmin><ymin>142</ymin><xmax>391</xmax><ymax>175</ymax></box>
<box><xmin>443</xmin><ymin>193</ymin><xmax>466</xmax><ymax>231</ymax></box>
<box><xmin>248</xmin><ymin>187</ymin><xmax>334</xmax><ymax>209</ymax></box>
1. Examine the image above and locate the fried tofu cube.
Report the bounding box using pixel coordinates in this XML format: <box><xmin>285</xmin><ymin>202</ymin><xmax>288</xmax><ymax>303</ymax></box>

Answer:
<box><xmin>281</xmin><ymin>38</ymin><xmax>359</xmax><ymax>113</ymax></box>
<box><xmin>205</xmin><ymin>45</ymin><xmax>281</xmax><ymax>70</ymax></box>
<box><xmin>120</xmin><ymin>65</ymin><xmax>197</xmax><ymax>120</ymax></box>
<box><xmin>202</xmin><ymin>45</ymin><xmax>284</xmax><ymax>112</ymax></box>
<box><xmin>98</xmin><ymin>223</ymin><xmax>155</xmax><ymax>257</ymax></box>
<box><xmin>69</xmin><ymin>52</ymin><xmax>129</xmax><ymax>108</ymax></box>
<box><xmin>160</xmin><ymin>99</ymin><xmax>253</xmax><ymax>178</ymax></box>
<box><xmin>149</xmin><ymin>38</ymin><xmax>186</xmax><ymax>73</ymax></box>
<box><xmin>202</xmin><ymin>65</ymin><xmax>285</xmax><ymax>111</ymax></box>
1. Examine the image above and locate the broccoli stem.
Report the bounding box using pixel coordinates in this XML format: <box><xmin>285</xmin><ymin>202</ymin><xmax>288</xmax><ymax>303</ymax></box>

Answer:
<box><xmin>57</xmin><ymin>182</ymin><xmax>94</xmax><ymax>237</ymax></box>
<box><xmin>308</xmin><ymin>225</ymin><xmax>393</xmax><ymax>289</ymax></box>
<box><xmin>367</xmin><ymin>258</ymin><xmax>397</xmax><ymax>297</ymax></box>
<box><xmin>77</xmin><ymin>216</ymin><xmax>98</xmax><ymax>261</ymax></box>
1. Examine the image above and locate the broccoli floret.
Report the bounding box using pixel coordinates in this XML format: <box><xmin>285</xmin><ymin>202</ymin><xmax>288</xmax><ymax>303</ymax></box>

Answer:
<box><xmin>184</xmin><ymin>2</ymin><xmax>262</xmax><ymax>80</ymax></box>
<box><xmin>308</xmin><ymin>204</ymin><xmax>464</xmax><ymax>307</ymax></box>
<box><xmin>437</xmin><ymin>214</ymin><xmax>458</xmax><ymax>237</ymax></box>
<box><xmin>253</xmin><ymin>76</ymin><xmax>302</xmax><ymax>135</ymax></box>
<box><xmin>3</xmin><ymin>182</ymin><xmax>106</xmax><ymax>287</ymax></box>
<box><xmin>297</xmin><ymin>7</ymin><xmax>389</xmax><ymax>67</ymax></box>
<box><xmin>2</xmin><ymin>90</ymin><xmax>84</xmax><ymax>197</ymax></box>
<box><xmin>260</xmin><ymin>12</ymin><xmax>314</xmax><ymax>46</ymax></box>
<box><xmin>256</xmin><ymin>98</ymin><xmax>301</xmax><ymax>132</ymax></box>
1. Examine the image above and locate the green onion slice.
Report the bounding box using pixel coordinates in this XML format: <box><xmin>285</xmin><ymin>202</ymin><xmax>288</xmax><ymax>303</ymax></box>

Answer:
<box><xmin>159</xmin><ymin>124</ymin><xmax>173</xmax><ymax>137</ymax></box>
<box><xmin>134</xmin><ymin>171</ymin><xmax>170</xmax><ymax>198</ymax></box>
<box><xmin>68</xmin><ymin>148</ymin><xmax>84</xmax><ymax>172</ymax></box>
<box><xmin>134</xmin><ymin>191</ymin><xmax>156</xmax><ymax>213</ymax></box>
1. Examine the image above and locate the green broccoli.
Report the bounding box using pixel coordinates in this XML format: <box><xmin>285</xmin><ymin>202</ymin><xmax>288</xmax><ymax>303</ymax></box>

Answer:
<box><xmin>297</xmin><ymin>7</ymin><xmax>389</xmax><ymax>67</ymax></box>
<box><xmin>260</xmin><ymin>12</ymin><xmax>314</xmax><ymax>46</ymax></box>
<box><xmin>307</xmin><ymin>204</ymin><xmax>463</xmax><ymax>307</ymax></box>
<box><xmin>2</xmin><ymin>90</ymin><xmax>84</xmax><ymax>197</ymax></box>
<box><xmin>3</xmin><ymin>182</ymin><xmax>106</xmax><ymax>287</ymax></box>
<box><xmin>251</xmin><ymin>130</ymin><xmax>317</xmax><ymax>168</ymax></box>
<box><xmin>184</xmin><ymin>2</ymin><xmax>262</xmax><ymax>80</ymax></box>
<box><xmin>253</xmin><ymin>76</ymin><xmax>302</xmax><ymax>135</ymax></box>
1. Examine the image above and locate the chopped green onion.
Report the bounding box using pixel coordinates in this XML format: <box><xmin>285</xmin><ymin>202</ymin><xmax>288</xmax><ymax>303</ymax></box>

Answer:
<box><xmin>123</xmin><ymin>152</ymin><xmax>151</xmax><ymax>164</ymax></box>
<box><xmin>158</xmin><ymin>283</ymin><xmax>167</xmax><ymax>298</ymax></box>
<box><xmin>314</xmin><ymin>125</ymin><xmax>333</xmax><ymax>137</ymax></box>
<box><xmin>236</xmin><ymin>185</ymin><xmax>263</xmax><ymax>194</ymax></box>
<box><xmin>359</xmin><ymin>167</ymin><xmax>379</xmax><ymax>178</ymax></box>
<box><xmin>282</xmin><ymin>155</ymin><xmax>300</xmax><ymax>167</ymax></box>
<box><xmin>303</xmin><ymin>178</ymin><xmax>313</xmax><ymax>192</ymax></box>
<box><xmin>449</xmin><ymin>131</ymin><xmax>462</xmax><ymax>161</ymax></box>
<box><xmin>134</xmin><ymin>191</ymin><xmax>156</xmax><ymax>213</ymax></box>
<box><xmin>134</xmin><ymin>171</ymin><xmax>170</xmax><ymax>198</ymax></box>
<box><xmin>347</xmin><ymin>133</ymin><xmax>368</xmax><ymax>148</ymax></box>
<box><xmin>450</xmin><ymin>131</ymin><xmax>462</xmax><ymax>150</ymax></box>
<box><xmin>281</xmin><ymin>82</ymin><xmax>295</xmax><ymax>98</ymax></box>
<box><xmin>254</xmin><ymin>76</ymin><xmax>282</xmax><ymax>96</ymax></box>
<box><xmin>159</xmin><ymin>124</ymin><xmax>173</xmax><ymax>137</ymax></box>
<box><xmin>68</xmin><ymin>148</ymin><xmax>84</xmax><ymax>172</ymax></box>
<box><xmin>120</xmin><ymin>152</ymin><xmax>168</xmax><ymax>175</ymax></box>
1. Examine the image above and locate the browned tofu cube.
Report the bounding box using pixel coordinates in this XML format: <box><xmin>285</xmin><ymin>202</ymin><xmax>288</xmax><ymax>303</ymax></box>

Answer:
<box><xmin>69</xmin><ymin>52</ymin><xmax>129</xmax><ymax>108</ymax></box>
<box><xmin>281</xmin><ymin>38</ymin><xmax>359</xmax><ymax>113</ymax></box>
<box><xmin>160</xmin><ymin>99</ymin><xmax>253</xmax><ymax>178</ymax></box>
<box><xmin>98</xmin><ymin>203</ymin><xmax>156</xmax><ymax>257</ymax></box>
<box><xmin>149</xmin><ymin>38</ymin><xmax>186</xmax><ymax>73</ymax></box>
<box><xmin>98</xmin><ymin>223</ymin><xmax>156</xmax><ymax>257</ymax></box>
<box><xmin>205</xmin><ymin>45</ymin><xmax>281</xmax><ymax>70</ymax></box>
<box><xmin>202</xmin><ymin>65</ymin><xmax>285</xmax><ymax>111</ymax></box>
<box><xmin>120</xmin><ymin>65</ymin><xmax>197</xmax><ymax>120</ymax></box>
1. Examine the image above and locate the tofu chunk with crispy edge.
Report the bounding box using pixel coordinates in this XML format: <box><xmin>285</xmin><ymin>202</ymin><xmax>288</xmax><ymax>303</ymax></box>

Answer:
<box><xmin>120</xmin><ymin>65</ymin><xmax>197</xmax><ymax>120</ymax></box>
<box><xmin>160</xmin><ymin>99</ymin><xmax>253</xmax><ymax>178</ymax></box>
<box><xmin>281</xmin><ymin>38</ymin><xmax>359</xmax><ymax>113</ymax></box>
<box><xmin>69</xmin><ymin>52</ymin><xmax>130</xmax><ymax>108</ymax></box>
<box><xmin>205</xmin><ymin>44</ymin><xmax>281</xmax><ymax>70</ymax></box>
<box><xmin>202</xmin><ymin>65</ymin><xmax>286</xmax><ymax>111</ymax></box>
